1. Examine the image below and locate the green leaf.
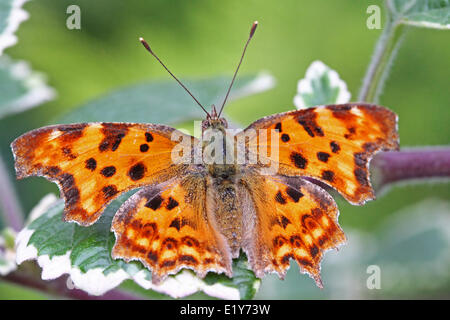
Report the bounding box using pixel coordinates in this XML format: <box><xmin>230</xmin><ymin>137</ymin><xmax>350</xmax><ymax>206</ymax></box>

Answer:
<box><xmin>0</xmin><ymin>0</ymin><xmax>29</xmax><ymax>55</ymax></box>
<box><xmin>15</xmin><ymin>194</ymin><xmax>260</xmax><ymax>299</ymax></box>
<box><xmin>203</xmin><ymin>252</ymin><xmax>260</xmax><ymax>300</ymax></box>
<box><xmin>293</xmin><ymin>60</ymin><xmax>350</xmax><ymax>109</ymax></box>
<box><xmin>388</xmin><ymin>0</ymin><xmax>450</xmax><ymax>29</ymax></box>
<box><xmin>56</xmin><ymin>73</ymin><xmax>275</xmax><ymax>125</ymax></box>
<box><xmin>0</xmin><ymin>55</ymin><xmax>55</xmax><ymax>119</ymax></box>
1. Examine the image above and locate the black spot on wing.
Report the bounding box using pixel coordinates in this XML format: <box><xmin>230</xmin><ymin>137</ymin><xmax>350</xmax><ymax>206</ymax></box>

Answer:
<box><xmin>298</xmin><ymin>119</ymin><xmax>315</xmax><ymax>137</ymax></box>
<box><xmin>297</xmin><ymin>258</ymin><xmax>313</xmax><ymax>267</ymax></box>
<box><xmin>297</xmin><ymin>111</ymin><xmax>324</xmax><ymax>138</ymax></box>
<box><xmin>354</xmin><ymin>152</ymin><xmax>367</xmax><ymax>168</ymax></box>
<box><xmin>145</xmin><ymin>195</ymin><xmax>163</xmax><ymax>210</ymax></box>
<box><xmin>102</xmin><ymin>185</ymin><xmax>118</xmax><ymax>199</ymax></box>
<box><xmin>85</xmin><ymin>158</ymin><xmax>97</xmax><ymax>171</ymax></box>
<box><xmin>45</xmin><ymin>166</ymin><xmax>61</xmax><ymax>176</ymax></box>
<box><xmin>290</xmin><ymin>152</ymin><xmax>308</xmax><ymax>169</ymax></box>
<box><xmin>145</xmin><ymin>132</ymin><xmax>154</xmax><ymax>142</ymax></box>
<box><xmin>60</xmin><ymin>173</ymin><xmax>80</xmax><ymax>207</ymax></box>
<box><xmin>161</xmin><ymin>260</ymin><xmax>175</xmax><ymax>268</ymax></box>
<box><xmin>275</xmin><ymin>122</ymin><xmax>282</xmax><ymax>132</ymax></box>
<box><xmin>166</xmin><ymin>197</ymin><xmax>179</xmax><ymax>210</ymax></box>
<box><xmin>62</xmin><ymin>147</ymin><xmax>77</xmax><ymax>160</ymax></box>
<box><xmin>100</xmin><ymin>166</ymin><xmax>116</xmax><ymax>177</ymax></box>
<box><xmin>310</xmin><ymin>245</ymin><xmax>319</xmax><ymax>258</ymax></box>
<box><xmin>281</xmin><ymin>253</ymin><xmax>294</xmax><ymax>265</ymax></box>
<box><xmin>286</xmin><ymin>187</ymin><xmax>303</xmax><ymax>202</ymax></box>
<box><xmin>128</xmin><ymin>163</ymin><xmax>146</xmax><ymax>181</ymax></box>
<box><xmin>290</xmin><ymin>235</ymin><xmax>303</xmax><ymax>247</ymax></box>
<box><xmin>273</xmin><ymin>235</ymin><xmax>287</xmax><ymax>248</ymax></box>
<box><xmin>57</xmin><ymin>124</ymin><xmax>87</xmax><ymax>142</ymax></box>
<box><xmin>317</xmin><ymin>152</ymin><xmax>330</xmax><ymax>162</ymax></box>
<box><xmin>280</xmin><ymin>216</ymin><xmax>291</xmax><ymax>229</ymax></box>
<box><xmin>169</xmin><ymin>218</ymin><xmax>181</xmax><ymax>231</ymax></box>
<box><xmin>321</xmin><ymin>170</ymin><xmax>335</xmax><ymax>182</ymax></box>
<box><xmin>330</xmin><ymin>141</ymin><xmax>340</xmax><ymax>153</ymax></box>
<box><xmin>182</xmin><ymin>236</ymin><xmax>199</xmax><ymax>247</ymax></box>
<box><xmin>162</xmin><ymin>237</ymin><xmax>178</xmax><ymax>250</ymax></box>
<box><xmin>280</xmin><ymin>134</ymin><xmax>290</xmax><ymax>143</ymax></box>
<box><xmin>140</xmin><ymin>144</ymin><xmax>149</xmax><ymax>152</ymax></box>
<box><xmin>147</xmin><ymin>251</ymin><xmax>158</xmax><ymax>263</ymax></box>
<box><xmin>111</xmin><ymin>134</ymin><xmax>125</xmax><ymax>151</ymax></box>
<box><xmin>354</xmin><ymin>168</ymin><xmax>369</xmax><ymax>186</ymax></box>
<box><xmin>275</xmin><ymin>191</ymin><xmax>286</xmax><ymax>204</ymax></box>
<box><xmin>179</xmin><ymin>255</ymin><xmax>198</xmax><ymax>264</ymax></box>
<box><xmin>99</xmin><ymin>124</ymin><xmax>130</xmax><ymax>152</ymax></box>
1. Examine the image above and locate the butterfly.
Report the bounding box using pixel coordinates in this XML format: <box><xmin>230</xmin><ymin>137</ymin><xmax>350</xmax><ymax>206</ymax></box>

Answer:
<box><xmin>11</xmin><ymin>22</ymin><xmax>399</xmax><ymax>287</ymax></box>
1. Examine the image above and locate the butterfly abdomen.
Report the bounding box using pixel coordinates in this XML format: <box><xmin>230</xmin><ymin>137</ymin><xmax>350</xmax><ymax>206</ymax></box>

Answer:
<box><xmin>207</xmin><ymin>176</ymin><xmax>243</xmax><ymax>258</ymax></box>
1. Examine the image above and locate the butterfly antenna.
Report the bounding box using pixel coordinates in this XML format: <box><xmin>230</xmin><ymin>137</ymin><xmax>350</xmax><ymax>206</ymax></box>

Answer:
<box><xmin>139</xmin><ymin>37</ymin><xmax>210</xmax><ymax>117</ymax></box>
<box><xmin>218</xmin><ymin>21</ymin><xmax>258</xmax><ymax>117</ymax></box>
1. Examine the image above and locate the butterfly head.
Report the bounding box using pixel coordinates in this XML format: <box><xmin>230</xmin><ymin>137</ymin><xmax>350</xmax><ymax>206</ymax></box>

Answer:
<box><xmin>202</xmin><ymin>104</ymin><xmax>228</xmax><ymax>131</ymax></box>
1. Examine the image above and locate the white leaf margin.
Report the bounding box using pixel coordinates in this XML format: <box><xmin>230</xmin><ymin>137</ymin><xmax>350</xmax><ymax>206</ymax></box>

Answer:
<box><xmin>0</xmin><ymin>228</ymin><xmax>17</xmax><ymax>275</ymax></box>
<box><xmin>388</xmin><ymin>0</ymin><xmax>450</xmax><ymax>30</ymax></box>
<box><xmin>0</xmin><ymin>0</ymin><xmax>30</xmax><ymax>55</ymax></box>
<box><xmin>0</xmin><ymin>55</ymin><xmax>56</xmax><ymax>118</ymax></box>
<box><xmin>15</xmin><ymin>194</ymin><xmax>241</xmax><ymax>299</ymax></box>
<box><xmin>293</xmin><ymin>60</ymin><xmax>351</xmax><ymax>109</ymax></box>
<box><xmin>400</xmin><ymin>13</ymin><xmax>450</xmax><ymax>29</ymax></box>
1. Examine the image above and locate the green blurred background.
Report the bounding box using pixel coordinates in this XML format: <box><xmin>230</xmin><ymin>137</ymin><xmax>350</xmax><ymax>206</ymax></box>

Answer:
<box><xmin>0</xmin><ymin>0</ymin><xmax>449</xmax><ymax>299</ymax></box>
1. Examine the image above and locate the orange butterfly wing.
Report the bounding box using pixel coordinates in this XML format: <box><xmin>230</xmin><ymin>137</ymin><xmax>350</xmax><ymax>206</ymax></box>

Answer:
<box><xmin>111</xmin><ymin>174</ymin><xmax>232</xmax><ymax>283</ymax></box>
<box><xmin>240</xmin><ymin>172</ymin><xmax>345</xmax><ymax>286</ymax></box>
<box><xmin>240</xmin><ymin>103</ymin><xmax>399</xmax><ymax>204</ymax></box>
<box><xmin>11</xmin><ymin>123</ymin><xmax>194</xmax><ymax>225</ymax></box>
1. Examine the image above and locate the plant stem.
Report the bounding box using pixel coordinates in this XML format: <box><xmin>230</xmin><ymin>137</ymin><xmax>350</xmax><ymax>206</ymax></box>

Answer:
<box><xmin>358</xmin><ymin>8</ymin><xmax>405</xmax><ymax>103</ymax></box>
<box><xmin>371</xmin><ymin>147</ymin><xmax>450</xmax><ymax>191</ymax></box>
<box><xmin>0</xmin><ymin>153</ymin><xmax>24</xmax><ymax>231</ymax></box>
<box><xmin>1</xmin><ymin>269</ymin><xmax>140</xmax><ymax>300</ymax></box>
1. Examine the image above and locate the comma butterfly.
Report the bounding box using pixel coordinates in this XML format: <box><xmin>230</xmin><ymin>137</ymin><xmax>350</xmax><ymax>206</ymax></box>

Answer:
<box><xmin>11</xmin><ymin>22</ymin><xmax>399</xmax><ymax>287</ymax></box>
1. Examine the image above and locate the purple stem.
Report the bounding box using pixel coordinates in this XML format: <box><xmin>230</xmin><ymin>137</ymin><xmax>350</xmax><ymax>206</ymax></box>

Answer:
<box><xmin>304</xmin><ymin>147</ymin><xmax>449</xmax><ymax>194</ymax></box>
<box><xmin>2</xmin><ymin>270</ymin><xmax>140</xmax><ymax>300</ymax></box>
<box><xmin>371</xmin><ymin>147</ymin><xmax>450</xmax><ymax>190</ymax></box>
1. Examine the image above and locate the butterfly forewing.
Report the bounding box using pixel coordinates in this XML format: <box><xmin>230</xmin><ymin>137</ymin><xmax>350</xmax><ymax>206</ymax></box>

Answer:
<box><xmin>240</xmin><ymin>104</ymin><xmax>399</xmax><ymax>204</ymax></box>
<box><xmin>11</xmin><ymin>122</ymin><xmax>195</xmax><ymax>225</ymax></box>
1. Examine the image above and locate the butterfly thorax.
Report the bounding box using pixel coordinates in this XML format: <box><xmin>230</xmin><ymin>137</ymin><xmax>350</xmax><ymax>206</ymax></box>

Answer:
<box><xmin>200</xmin><ymin>109</ymin><xmax>243</xmax><ymax>256</ymax></box>
<box><xmin>201</xmin><ymin>111</ymin><xmax>237</xmax><ymax>179</ymax></box>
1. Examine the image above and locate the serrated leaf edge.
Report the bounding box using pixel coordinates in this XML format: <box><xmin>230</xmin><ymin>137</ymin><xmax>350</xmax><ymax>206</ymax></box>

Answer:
<box><xmin>293</xmin><ymin>60</ymin><xmax>351</xmax><ymax>109</ymax></box>
<box><xmin>0</xmin><ymin>55</ymin><xmax>56</xmax><ymax>118</ymax></box>
<box><xmin>400</xmin><ymin>17</ymin><xmax>450</xmax><ymax>29</ymax></box>
<box><xmin>0</xmin><ymin>228</ymin><xmax>17</xmax><ymax>275</ymax></box>
<box><xmin>0</xmin><ymin>0</ymin><xmax>29</xmax><ymax>55</ymax></box>
<box><xmin>15</xmin><ymin>194</ymin><xmax>242</xmax><ymax>299</ymax></box>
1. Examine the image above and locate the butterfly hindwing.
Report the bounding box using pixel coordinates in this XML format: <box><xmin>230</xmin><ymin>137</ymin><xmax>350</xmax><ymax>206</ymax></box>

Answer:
<box><xmin>111</xmin><ymin>174</ymin><xmax>232</xmax><ymax>283</ymax></box>
<box><xmin>11</xmin><ymin>122</ymin><xmax>195</xmax><ymax>226</ymax></box>
<box><xmin>239</xmin><ymin>103</ymin><xmax>399</xmax><ymax>204</ymax></box>
<box><xmin>240</xmin><ymin>171</ymin><xmax>346</xmax><ymax>286</ymax></box>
